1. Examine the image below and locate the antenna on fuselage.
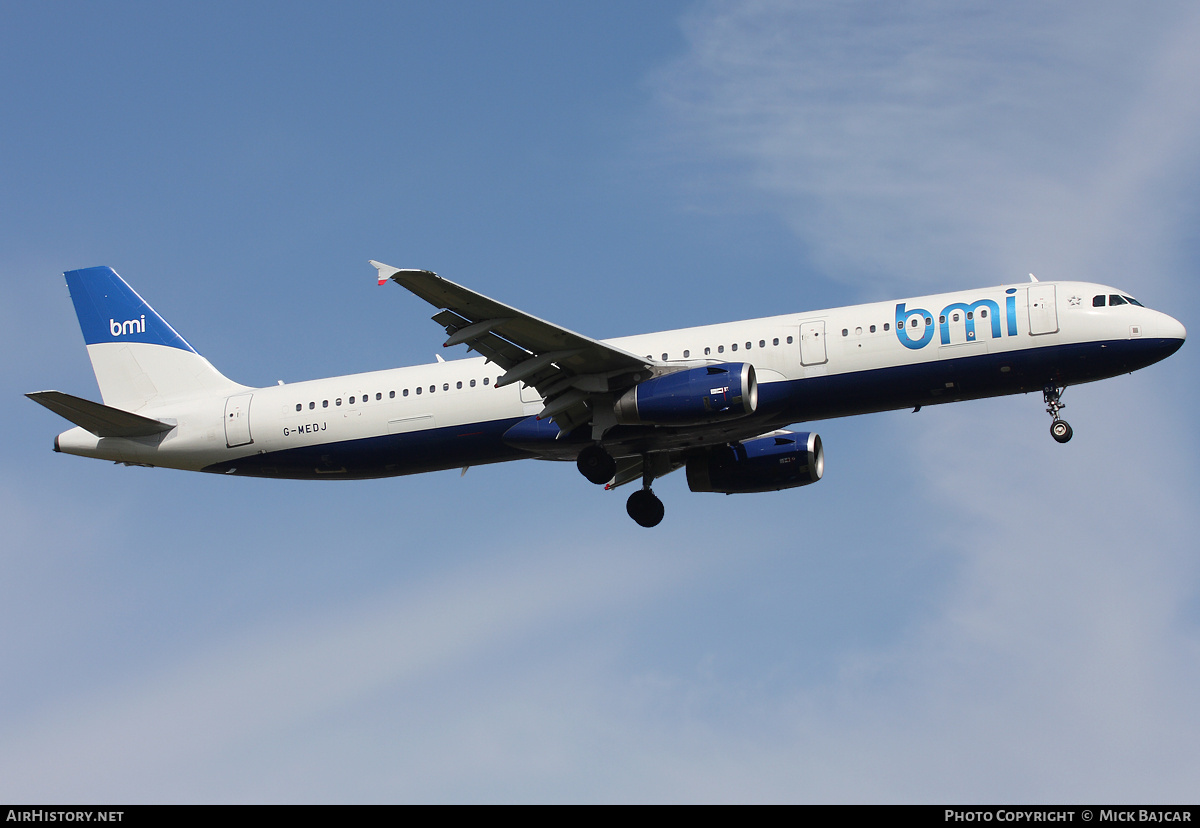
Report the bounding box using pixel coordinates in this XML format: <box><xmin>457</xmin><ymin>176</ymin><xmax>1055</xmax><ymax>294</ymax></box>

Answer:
<box><xmin>1029</xmin><ymin>273</ymin><xmax>1039</xmax><ymax>282</ymax></box>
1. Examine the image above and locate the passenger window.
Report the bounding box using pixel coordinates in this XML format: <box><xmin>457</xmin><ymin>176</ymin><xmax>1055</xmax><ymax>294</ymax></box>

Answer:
<box><xmin>773</xmin><ymin>338</ymin><xmax>779</xmax><ymax>346</ymax></box>
<box><xmin>1110</xmin><ymin>295</ymin><xmax>1127</xmax><ymax>306</ymax></box>
<box><xmin>718</xmin><ymin>345</ymin><xmax>724</xmax><ymax>353</ymax></box>
<box><xmin>309</xmin><ymin>402</ymin><xmax>315</xmax><ymax>410</ymax></box>
<box><xmin>855</xmin><ymin>327</ymin><xmax>862</xmax><ymax>335</ymax></box>
<box><xmin>683</xmin><ymin>350</ymin><xmax>690</xmax><ymax>358</ymax></box>
<box><xmin>952</xmin><ymin>313</ymin><xmax>959</xmax><ymax>322</ymax></box>
<box><xmin>416</xmin><ymin>387</ymin><xmax>422</xmax><ymax>395</ymax></box>
<box><xmin>705</xmin><ymin>347</ymin><xmax>711</xmax><ymax>355</ymax></box>
<box><xmin>787</xmin><ymin>336</ymin><xmax>794</xmax><ymax>344</ymax></box>
<box><xmin>470</xmin><ymin>379</ymin><xmax>476</xmax><ymax>387</ymax></box>
<box><xmin>376</xmin><ymin>393</ymin><xmax>382</xmax><ymax>400</ymax></box>
<box><xmin>745</xmin><ymin>342</ymin><xmax>751</xmax><ymax>350</ymax></box>
<box><xmin>336</xmin><ymin>398</ymin><xmax>342</xmax><ymax>406</ymax></box>
<box><xmin>938</xmin><ymin>316</ymin><xmax>945</xmax><ymax>324</ymax></box>
<box><xmin>842</xmin><ymin>329</ymin><xmax>848</xmax><ymax>337</ymax></box>
<box><xmin>457</xmin><ymin>381</ymin><xmax>462</xmax><ymax>389</ymax></box>
<box><xmin>484</xmin><ymin>377</ymin><xmax>490</xmax><ymax>385</ymax></box>
<box><xmin>883</xmin><ymin>324</ymin><xmax>889</xmax><ymax>331</ymax></box>
<box><xmin>731</xmin><ymin>343</ymin><xmax>738</xmax><ymax>351</ymax></box>
<box><xmin>966</xmin><ymin>312</ymin><xmax>973</xmax><ymax>320</ymax></box>
<box><xmin>910</xmin><ymin>319</ymin><xmax>918</xmax><ymax>328</ymax></box>
<box><xmin>869</xmin><ymin>325</ymin><xmax>876</xmax><ymax>333</ymax></box>
<box><xmin>443</xmin><ymin>383</ymin><xmax>449</xmax><ymax>391</ymax></box>
<box><xmin>759</xmin><ymin>340</ymin><xmax>765</xmax><ymax>348</ymax></box>
<box><xmin>349</xmin><ymin>396</ymin><xmax>355</xmax><ymax>404</ymax></box>
<box><xmin>295</xmin><ymin>403</ymin><xmax>302</xmax><ymax>412</ymax></box>
<box><xmin>323</xmin><ymin>400</ymin><xmax>328</xmax><ymax>408</ymax></box>
<box><xmin>662</xmin><ymin>353</ymin><xmax>668</xmax><ymax>361</ymax></box>
<box><xmin>402</xmin><ymin>389</ymin><xmax>408</xmax><ymax>397</ymax></box>
<box><xmin>1093</xmin><ymin>295</ymin><xmax>1105</xmax><ymax>307</ymax></box>
<box><xmin>924</xmin><ymin>317</ymin><xmax>932</xmax><ymax>326</ymax></box>
<box><xmin>390</xmin><ymin>391</ymin><xmax>395</xmax><ymax>398</ymax></box>
<box><xmin>979</xmin><ymin>309</ymin><xmax>987</xmax><ymax>318</ymax></box>
<box><xmin>430</xmin><ymin>385</ymin><xmax>436</xmax><ymax>393</ymax></box>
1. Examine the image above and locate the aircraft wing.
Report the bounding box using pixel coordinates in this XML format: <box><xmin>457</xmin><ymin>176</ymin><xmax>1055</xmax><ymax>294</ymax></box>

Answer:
<box><xmin>372</xmin><ymin>261</ymin><xmax>654</xmax><ymax>435</ymax></box>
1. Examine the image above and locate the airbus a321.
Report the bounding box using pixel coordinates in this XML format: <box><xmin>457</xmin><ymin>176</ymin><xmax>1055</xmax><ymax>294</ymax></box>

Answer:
<box><xmin>28</xmin><ymin>263</ymin><xmax>1186</xmax><ymax>527</ymax></box>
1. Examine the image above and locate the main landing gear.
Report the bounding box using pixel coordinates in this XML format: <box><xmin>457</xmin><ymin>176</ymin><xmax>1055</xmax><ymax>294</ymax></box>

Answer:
<box><xmin>577</xmin><ymin>443</ymin><xmax>616</xmax><ymax>485</ymax></box>
<box><xmin>1044</xmin><ymin>384</ymin><xmax>1073</xmax><ymax>444</ymax></box>
<box><xmin>576</xmin><ymin>445</ymin><xmax>666</xmax><ymax>528</ymax></box>
<box><xmin>627</xmin><ymin>457</ymin><xmax>665</xmax><ymax>528</ymax></box>
<box><xmin>626</xmin><ymin>488</ymin><xmax>665</xmax><ymax>528</ymax></box>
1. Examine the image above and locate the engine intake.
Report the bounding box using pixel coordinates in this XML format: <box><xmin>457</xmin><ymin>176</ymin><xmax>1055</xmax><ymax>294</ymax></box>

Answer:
<box><xmin>614</xmin><ymin>363</ymin><xmax>757</xmax><ymax>426</ymax></box>
<box><xmin>686</xmin><ymin>431</ymin><xmax>824</xmax><ymax>494</ymax></box>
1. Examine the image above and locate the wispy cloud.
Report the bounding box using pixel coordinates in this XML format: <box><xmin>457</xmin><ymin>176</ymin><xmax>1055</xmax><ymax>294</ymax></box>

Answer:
<box><xmin>639</xmin><ymin>0</ymin><xmax>1200</xmax><ymax>801</ymax></box>
<box><xmin>0</xmin><ymin>544</ymin><xmax>688</xmax><ymax>802</ymax></box>
<box><xmin>652</xmin><ymin>1</ymin><xmax>1200</xmax><ymax>294</ymax></box>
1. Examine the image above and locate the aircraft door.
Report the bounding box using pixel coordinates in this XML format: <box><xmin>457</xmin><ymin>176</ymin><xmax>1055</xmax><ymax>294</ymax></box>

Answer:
<box><xmin>800</xmin><ymin>321</ymin><xmax>827</xmax><ymax>365</ymax></box>
<box><xmin>1028</xmin><ymin>285</ymin><xmax>1059</xmax><ymax>335</ymax></box>
<box><xmin>224</xmin><ymin>393</ymin><xmax>253</xmax><ymax>447</ymax></box>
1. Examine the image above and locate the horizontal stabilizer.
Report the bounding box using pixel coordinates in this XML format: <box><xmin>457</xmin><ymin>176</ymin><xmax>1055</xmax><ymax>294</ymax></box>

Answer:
<box><xmin>26</xmin><ymin>391</ymin><xmax>175</xmax><ymax>438</ymax></box>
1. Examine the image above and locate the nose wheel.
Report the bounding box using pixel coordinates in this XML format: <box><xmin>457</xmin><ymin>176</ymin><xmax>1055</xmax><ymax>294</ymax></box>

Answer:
<box><xmin>1050</xmin><ymin>419</ymin><xmax>1073</xmax><ymax>443</ymax></box>
<box><xmin>1044</xmin><ymin>384</ymin><xmax>1072</xmax><ymax>443</ymax></box>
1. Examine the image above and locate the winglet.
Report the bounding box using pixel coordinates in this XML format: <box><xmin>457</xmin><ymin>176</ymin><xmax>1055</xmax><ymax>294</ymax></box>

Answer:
<box><xmin>370</xmin><ymin>260</ymin><xmax>400</xmax><ymax>286</ymax></box>
<box><xmin>371</xmin><ymin>260</ymin><xmax>438</xmax><ymax>287</ymax></box>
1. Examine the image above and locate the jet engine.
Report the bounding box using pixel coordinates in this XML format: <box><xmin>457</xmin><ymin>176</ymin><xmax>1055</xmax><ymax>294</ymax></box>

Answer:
<box><xmin>686</xmin><ymin>431</ymin><xmax>824</xmax><ymax>494</ymax></box>
<box><xmin>613</xmin><ymin>363</ymin><xmax>757</xmax><ymax>426</ymax></box>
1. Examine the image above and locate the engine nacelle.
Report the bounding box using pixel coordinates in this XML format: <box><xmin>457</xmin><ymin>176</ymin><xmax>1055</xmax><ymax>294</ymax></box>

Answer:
<box><xmin>686</xmin><ymin>431</ymin><xmax>824</xmax><ymax>494</ymax></box>
<box><xmin>613</xmin><ymin>363</ymin><xmax>757</xmax><ymax>426</ymax></box>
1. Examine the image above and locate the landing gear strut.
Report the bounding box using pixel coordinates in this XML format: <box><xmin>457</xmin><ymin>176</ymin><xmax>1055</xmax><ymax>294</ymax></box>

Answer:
<box><xmin>626</xmin><ymin>459</ymin><xmax>665</xmax><ymax>528</ymax></box>
<box><xmin>1044</xmin><ymin>384</ymin><xmax>1073</xmax><ymax>444</ymax></box>
<box><xmin>577</xmin><ymin>444</ymin><xmax>616</xmax><ymax>485</ymax></box>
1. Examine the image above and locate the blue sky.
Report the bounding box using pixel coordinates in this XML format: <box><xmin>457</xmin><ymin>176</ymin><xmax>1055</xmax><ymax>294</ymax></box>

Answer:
<box><xmin>3</xmin><ymin>1</ymin><xmax>1198</xmax><ymax>803</ymax></box>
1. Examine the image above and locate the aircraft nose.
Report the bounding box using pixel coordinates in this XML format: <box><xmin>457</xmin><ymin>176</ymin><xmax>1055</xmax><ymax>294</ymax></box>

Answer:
<box><xmin>1164</xmin><ymin>314</ymin><xmax>1187</xmax><ymax>342</ymax></box>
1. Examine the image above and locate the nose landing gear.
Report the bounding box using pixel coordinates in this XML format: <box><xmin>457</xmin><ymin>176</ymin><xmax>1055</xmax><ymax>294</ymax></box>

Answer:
<box><xmin>1044</xmin><ymin>384</ymin><xmax>1073</xmax><ymax>443</ymax></box>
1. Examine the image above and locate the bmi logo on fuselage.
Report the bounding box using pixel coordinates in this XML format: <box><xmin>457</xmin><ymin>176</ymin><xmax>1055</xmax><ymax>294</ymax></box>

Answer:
<box><xmin>895</xmin><ymin>289</ymin><xmax>1019</xmax><ymax>350</ymax></box>
<box><xmin>109</xmin><ymin>316</ymin><xmax>146</xmax><ymax>337</ymax></box>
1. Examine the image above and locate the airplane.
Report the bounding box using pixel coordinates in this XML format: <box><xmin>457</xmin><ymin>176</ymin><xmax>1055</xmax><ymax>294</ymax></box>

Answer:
<box><xmin>28</xmin><ymin>263</ymin><xmax>1186</xmax><ymax>527</ymax></box>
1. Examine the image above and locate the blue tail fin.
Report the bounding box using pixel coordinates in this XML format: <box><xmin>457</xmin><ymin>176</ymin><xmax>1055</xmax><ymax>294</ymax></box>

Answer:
<box><xmin>64</xmin><ymin>266</ymin><xmax>244</xmax><ymax>409</ymax></box>
<box><xmin>65</xmin><ymin>266</ymin><xmax>198</xmax><ymax>352</ymax></box>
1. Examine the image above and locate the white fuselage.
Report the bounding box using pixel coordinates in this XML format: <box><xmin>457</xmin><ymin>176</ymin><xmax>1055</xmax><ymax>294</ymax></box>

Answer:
<box><xmin>53</xmin><ymin>280</ymin><xmax>1186</xmax><ymax>478</ymax></box>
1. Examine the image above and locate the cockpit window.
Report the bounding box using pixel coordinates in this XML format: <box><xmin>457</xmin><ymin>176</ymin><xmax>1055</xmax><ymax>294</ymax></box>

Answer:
<box><xmin>1093</xmin><ymin>295</ymin><xmax>1105</xmax><ymax>307</ymax></box>
<box><xmin>1109</xmin><ymin>295</ymin><xmax>1127</xmax><ymax>306</ymax></box>
<box><xmin>1124</xmin><ymin>295</ymin><xmax>1144</xmax><ymax>307</ymax></box>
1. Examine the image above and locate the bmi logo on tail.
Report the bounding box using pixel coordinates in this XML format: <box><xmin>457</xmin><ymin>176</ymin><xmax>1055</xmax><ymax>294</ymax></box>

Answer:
<box><xmin>109</xmin><ymin>316</ymin><xmax>147</xmax><ymax>337</ymax></box>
